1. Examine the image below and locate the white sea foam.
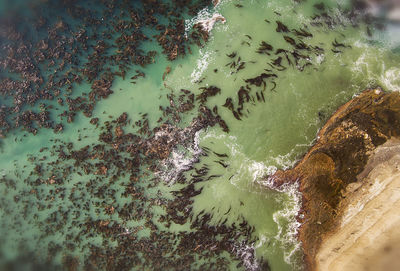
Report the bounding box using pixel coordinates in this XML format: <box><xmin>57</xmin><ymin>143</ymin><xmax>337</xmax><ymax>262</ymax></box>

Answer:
<box><xmin>232</xmin><ymin>241</ymin><xmax>260</xmax><ymax>271</ymax></box>
<box><xmin>184</xmin><ymin>5</ymin><xmax>225</xmax><ymax>37</ymax></box>
<box><xmin>184</xmin><ymin>3</ymin><xmax>226</xmax><ymax>83</ymax></box>
<box><xmin>185</xmin><ymin>7</ymin><xmax>211</xmax><ymax>37</ymax></box>
<box><xmin>270</xmin><ymin>181</ymin><xmax>303</xmax><ymax>268</ymax></box>
<box><xmin>190</xmin><ymin>48</ymin><xmax>214</xmax><ymax>83</ymax></box>
<box><xmin>380</xmin><ymin>67</ymin><xmax>400</xmax><ymax>91</ymax></box>
<box><xmin>350</xmin><ymin>45</ymin><xmax>400</xmax><ymax>92</ymax></box>
<box><xmin>156</xmin><ymin>130</ymin><xmax>203</xmax><ymax>185</ymax></box>
<box><xmin>196</xmin><ymin>13</ymin><xmax>226</xmax><ymax>32</ymax></box>
<box><xmin>202</xmin><ymin>129</ymin><xmax>303</xmax><ymax>267</ymax></box>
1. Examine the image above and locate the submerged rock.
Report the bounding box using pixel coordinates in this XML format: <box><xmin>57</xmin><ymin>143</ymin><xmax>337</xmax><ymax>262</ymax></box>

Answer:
<box><xmin>267</xmin><ymin>88</ymin><xmax>400</xmax><ymax>270</ymax></box>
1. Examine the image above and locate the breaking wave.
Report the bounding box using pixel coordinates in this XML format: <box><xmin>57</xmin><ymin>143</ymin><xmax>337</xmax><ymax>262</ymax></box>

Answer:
<box><xmin>156</xmin><ymin>130</ymin><xmax>203</xmax><ymax>185</ymax></box>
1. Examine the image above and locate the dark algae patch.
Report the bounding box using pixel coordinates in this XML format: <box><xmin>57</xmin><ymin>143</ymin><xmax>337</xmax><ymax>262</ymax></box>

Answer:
<box><xmin>0</xmin><ymin>0</ymin><xmax>210</xmax><ymax>137</ymax></box>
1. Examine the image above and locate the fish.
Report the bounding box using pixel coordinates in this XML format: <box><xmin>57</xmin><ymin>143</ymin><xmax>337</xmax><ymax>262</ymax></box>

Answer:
<box><xmin>276</xmin><ymin>20</ymin><xmax>289</xmax><ymax>32</ymax></box>
<box><xmin>256</xmin><ymin>92</ymin><xmax>261</xmax><ymax>101</ymax></box>
<box><xmin>275</xmin><ymin>48</ymin><xmax>288</xmax><ymax>55</ymax></box>
<box><xmin>272</xmin><ymin>56</ymin><xmax>283</xmax><ymax>66</ymax></box>
<box><xmin>296</xmin><ymin>41</ymin><xmax>310</xmax><ymax>50</ymax></box>
<box><xmin>215</xmin><ymin>160</ymin><xmax>228</xmax><ymax>168</ymax></box>
<box><xmin>283</xmin><ymin>35</ymin><xmax>296</xmax><ymax>46</ymax></box>
<box><xmin>257</xmin><ymin>41</ymin><xmax>273</xmax><ymax>54</ymax></box>
<box><xmin>232</xmin><ymin>110</ymin><xmax>241</xmax><ymax>120</ymax></box>
<box><xmin>332</xmin><ymin>38</ymin><xmax>351</xmax><ymax>49</ymax></box>
<box><xmin>270</xmin><ymin>81</ymin><xmax>277</xmax><ymax>92</ymax></box>
<box><xmin>213</xmin><ymin>106</ymin><xmax>218</xmax><ymax>115</ymax></box>
<box><xmin>237</xmin><ymin>61</ymin><xmax>245</xmax><ymax>72</ymax></box>
<box><xmin>223</xmin><ymin>206</ymin><xmax>232</xmax><ymax>215</ymax></box>
<box><xmin>213</xmin><ymin>151</ymin><xmax>228</xmax><ymax>158</ymax></box>
<box><xmin>226</xmin><ymin>52</ymin><xmax>237</xmax><ymax>58</ymax></box>
<box><xmin>222</xmin><ymin>98</ymin><xmax>234</xmax><ymax>111</ymax></box>
<box><xmin>206</xmin><ymin>174</ymin><xmax>222</xmax><ymax>181</ymax></box>
<box><xmin>292</xmin><ymin>28</ymin><xmax>313</xmax><ymax>38</ymax></box>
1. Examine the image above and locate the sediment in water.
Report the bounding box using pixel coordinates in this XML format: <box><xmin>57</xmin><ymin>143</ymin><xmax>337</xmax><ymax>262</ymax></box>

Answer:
<box><xmin>267</xmin><ymin>88</ymin><xmax>400</xmax><ymax>270</ymax></box>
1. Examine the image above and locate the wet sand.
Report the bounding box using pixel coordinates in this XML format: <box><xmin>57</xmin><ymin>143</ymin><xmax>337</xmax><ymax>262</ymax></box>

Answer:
<box><xmin>316</xmin><ymin>138</ymin><xmax>400</xmax><ymax>271</ymax></box>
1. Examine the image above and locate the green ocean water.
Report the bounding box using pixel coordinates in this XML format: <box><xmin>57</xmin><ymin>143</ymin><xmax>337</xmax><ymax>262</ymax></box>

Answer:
<box><xmin>1</xmin><ymin>0</ymin><xmax>400</xmax><ymax>270</ymax></box>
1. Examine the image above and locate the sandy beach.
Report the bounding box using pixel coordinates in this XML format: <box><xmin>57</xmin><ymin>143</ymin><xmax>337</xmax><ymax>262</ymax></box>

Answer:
<box><xmin>316</xmin><ymin>138</ymin><xmax>400</xmax><ymax>271</ymax></box>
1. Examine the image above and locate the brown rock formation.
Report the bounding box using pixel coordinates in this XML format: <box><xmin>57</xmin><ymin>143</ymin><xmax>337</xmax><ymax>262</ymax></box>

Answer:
<box><xmin>268</xmin><ymin>89</ymin><xmax>400</xmax><ymax>270</ymax></box>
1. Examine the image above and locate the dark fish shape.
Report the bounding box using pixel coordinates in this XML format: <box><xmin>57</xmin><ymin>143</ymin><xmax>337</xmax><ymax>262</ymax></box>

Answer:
<box><xmin>299</xmin><ymin>62</ymin><xmax>312</xmax><ymax>71</ymax></box>
<box><xmin>310</xmin><ymin>22</ymin><xmax>323</xmax><ymax>27</ymax></box>
<box><xmin>332</xmin><ymin>38</ymin><xmax>351</xmax><ymax>49</ymax></box>
<box><xmin>215</xmin><ymin>160</ymin><xmax>228</xmax><ymax>168</ymax></box>
<box><xmin>256</xmin><ymin>92</ymin><xmax>261</xmax><ymax>102</ymax></box>
<box><xmin>222</xmin><ymin>98</ymin><xmax>234</xmax><ymax>111</ymax></box>
<box><xmin>260</xmin><ymin>41</ymin><xmax>273</xmax><ymax>50</ymax></box>
<box><xmin>283</xmin><ymin>35</ymin><xmax>296</xmax><ymax>46</ymax></box>
<box><xmin>276</xmin><ymin>20</ymin><xmax>289</xmax><ymax>32</ymax></box>
<box><xmin>244</xmin><ymin>73</ymin><xmax>277</xmax><ymax>87</ymax></box>
<box><xmin>237</xmin><ymin>86</ymin><xmax>250</xmax><ymax>105</ymax></box>
<box><xmin>275</xmin><ymin>48</ymin><xmax>288</xmax><ymax>55</ymax></box>
<box><xmin>295</xmin><ymin>41</ymin><xmax>310</xmax><ymax>50</ymax></box>
<box><xmin>180</xmin><ymin>89</ymin><xmax>191</xmax><ymax>94</ymax></box>
<box><xmin>257</xmin><ymin>41</ymin><xmax>273</xmax><ymax>54</ymax></box>
<box><xmin>213</xmin><ymin>151</ymin><xmax>228</xmax><ymax>158</ymax></box>
<box><xmin>206</xmin><ymin>174</ymin><xmax>222</xmax><ymax>181</ymax></box>
<box><xmin>292</xmin><ymin>28</ymin><xmax>313</xmax><ymax>38</ymax></box>
<box><xmin>312</xmin><ymin>46</ymin><xmax>324</xmax><ymax>54</ymax></box>
<box><xmin>270</xmin><ymin>81</ymin><xmax>277</xmax><ymax>92</ymax></box>
<box><xmin>196</xmin><ymin>86</ymin><xmax>221</xmax><ymax>103</ymax></box>
<box><xmin>232</xmin><ymin>110</ymin><xmax>241</xmax><ymax>120</ymax></box>
<box><xmin>226</xmin><ymin>51</ymin><xmax>237</xmax><ymax>58</ymax></box>
<box><xmin>272</xmin><ymin>56</ymin><xmax>283</xmax><ymax>66</ymax></box>
<box><xmin>261</xmin><ymin>91</ymin><xmax>265</xmax><ymax>102</ymax></box>
<box><xmin>224</xmin><ymin>206</ymin><xmax>232</xmax><ymax>215</ymax></box>
<box><xmin>212</xmin><ymin>105</ymin><xmax>218</xmax><ymax>114</ymax></box>
<box><xmin>237</xmin><ymin>61</ymin><xmax>245</xmax><ymax>72</ymax></box>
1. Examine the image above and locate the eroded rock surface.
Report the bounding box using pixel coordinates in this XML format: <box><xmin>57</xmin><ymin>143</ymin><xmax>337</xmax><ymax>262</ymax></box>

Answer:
<box><xmin>268</xmin><ymin>89</ymin><xmax>400</xmax><ymax>270</ymax></box>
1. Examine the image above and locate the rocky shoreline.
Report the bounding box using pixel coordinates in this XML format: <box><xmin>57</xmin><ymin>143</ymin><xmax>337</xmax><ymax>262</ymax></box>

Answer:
<box><xmin>267</xmin><ymin>88</ymin><xmax>400</xmax><ymax>270</ymax></box>
<box><xmin>316</xmin><ymin>138</ymin><xmax>400</xmax><ymax>271</ymax></box>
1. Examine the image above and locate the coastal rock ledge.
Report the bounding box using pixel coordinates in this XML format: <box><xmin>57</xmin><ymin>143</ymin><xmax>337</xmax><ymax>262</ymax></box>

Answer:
<box><xmin>268</xmin><ymin>89</ymin><xmax>400</xmax><ymax>270</ymax></box>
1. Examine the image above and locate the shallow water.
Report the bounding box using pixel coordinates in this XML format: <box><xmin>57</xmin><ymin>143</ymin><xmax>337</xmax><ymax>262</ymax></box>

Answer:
<box><xmin>0</xmin><ymin>0</ymin><xmax>400</xmax><ymax>270</ymax></box>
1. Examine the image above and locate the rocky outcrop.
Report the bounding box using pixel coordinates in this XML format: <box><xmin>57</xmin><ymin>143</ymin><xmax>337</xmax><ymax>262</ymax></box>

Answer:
<box><xmin>267</xmin><ymin>89</ymin><xmax>400</xmax><ymax>270</ymax></box>
<box><xmin>315</xmin><ymin>138</ymin><xmax>400</xmax><ymax>271</ymax></box>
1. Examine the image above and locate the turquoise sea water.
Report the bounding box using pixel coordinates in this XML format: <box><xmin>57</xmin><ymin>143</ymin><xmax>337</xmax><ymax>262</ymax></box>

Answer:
<box><xmin>1</xmin><ymin>0</ymin><xmax>400</xmax><ymax>270</ymax></box>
